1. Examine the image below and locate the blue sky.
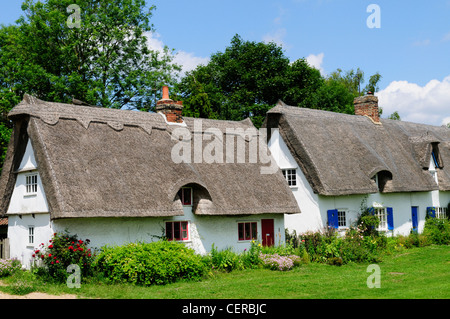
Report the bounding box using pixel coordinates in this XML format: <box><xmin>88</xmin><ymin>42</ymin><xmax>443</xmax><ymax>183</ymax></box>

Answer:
<box><xmin>1</xmin><ymin>0</ymin><xmax>449</xmax><ymax>125</ymax></box>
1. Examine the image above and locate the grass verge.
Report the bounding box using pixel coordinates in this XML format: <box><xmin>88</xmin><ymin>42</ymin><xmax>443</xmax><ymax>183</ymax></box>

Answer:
<box><xmin>1</xmin><ymin>245</ymin><xmax>448</xmax><ymax>299</ymax></box>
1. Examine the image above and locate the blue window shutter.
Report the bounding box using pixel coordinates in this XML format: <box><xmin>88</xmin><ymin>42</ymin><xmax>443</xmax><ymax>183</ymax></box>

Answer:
<box><xmin>387</xmin><ymin>207</ymin><xmax>394</xmax><ymax>230</ymax></box>
<box><xmin>368</xmin><ymin>207</ymin><xmax>375</xmax><ymax>215</ymax></box>
<box><xmin>327</xmin><ymin>209</ymin><xmax>338</xmax><ymax>229</ymax></box>
<box><xmin>426</xmin><ymin>207</ymin><xmax>436</xmax><ymax>219</ymax></box>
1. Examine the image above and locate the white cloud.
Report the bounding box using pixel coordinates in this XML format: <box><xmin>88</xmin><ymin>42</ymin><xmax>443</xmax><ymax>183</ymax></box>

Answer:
<box><xmin>305</xmin><ymin>52</ymin><xmax>325</xmax><ymax>75</ymax></box>
<box><xmin>376</xmin><ymin>76</ymin><xmax>450</xmax><ymax>126</ymax></box>
<box><xmin>412</xmin><ymin>39</ymin><xmax>431</xmax><ymax>47</ymax></box>
<box><xmin>145</xmin><ymin>32</ymin><xmax>209</xmax><ymax>76</ymax></box>
<box><xmin>173</xmin><ymin>51</ymin><xmax>209</xmax><ymax>75</ymax></box>
<box><xmin>262</xmin><ymin>28</ymin><xmax>288</xmax><ymax>48</ymax></box>
<box><xmin>442</xmin><ymin>116</ymin><xmax>450</xmax><ymax>126</ymax></box>
<box><xmin>442</xmin><ymin>31</ymin><xmax>450</xmax><ymax>42</ymax></box>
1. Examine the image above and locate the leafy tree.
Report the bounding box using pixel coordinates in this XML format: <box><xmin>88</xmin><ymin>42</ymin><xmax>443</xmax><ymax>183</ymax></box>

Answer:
<box><xmin>387</xmin><ymin>111</ymin><xmax>401</xmax><ymax>121</ymax></box>
<box><xmin>316</xmin><ymin>68</ymin><xmax>382</xmax><ymax>115</ymax></box>
<box><xmin>176</xmin><ymin>34</ymin><xmax>323</xmax><ymax>128</ymax></box>
<box><xmin>0</xmin><ymin>0</ymin><xmax>180</xmax><ymax>171</ymax></box>
<box><xmin>177</xmin><ymin>35</ymin><xmax>382</xmax><ymax>128</ymax></box>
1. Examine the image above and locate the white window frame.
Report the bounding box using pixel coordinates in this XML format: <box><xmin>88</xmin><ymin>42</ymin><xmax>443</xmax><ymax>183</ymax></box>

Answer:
<box><xmin>28</xmin><ymin>226</ymin><xmax>35</xmax><ymax>245</ymax></box>
<box><xmin>25</xmin><ymin>173</ymin><xmax>38</xmax><ymax>195</ymax></box>
<box><xmin>337</xmin><ymin>210</ymin><xmax>347</xmax><ymax>228</ymax></box>
<box><xmin>436</xmin><ymin>207</ymin><xmax>448</xmax><ymax>219</ymax></box>
<box><xmin>374</xmin><ymin>207</ymin><xmax>387</xmax><ymax>231</ymax></box>
<box><xmin>282</xmin><ymin>169</ymin><xmax>297</xmax><ymax>187</ymax></box>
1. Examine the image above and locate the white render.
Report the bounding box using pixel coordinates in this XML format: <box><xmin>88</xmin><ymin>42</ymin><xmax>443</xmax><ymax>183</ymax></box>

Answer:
<box><xmin>7</xmin><ymin>140</ymin><xmax>285</xmax><ymax>268</ymax></box>
<box><xmin>268</xmin><ymin>129</ymin><xmax>450</xmax><ymax>237</ymax></box>
<box><xmin>9</xmin><ymin>210</ymin><xmax>284</xmax><ymax>268</ymax></box>
<box><xmin>7</xmin><ymin>140</ymin><xmax>49</xmax><ymax>215</ymax></box>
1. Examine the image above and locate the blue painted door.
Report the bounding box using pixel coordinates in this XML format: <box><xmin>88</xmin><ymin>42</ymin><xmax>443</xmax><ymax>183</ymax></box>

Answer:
<box><xmin>411</xmin><ymin>207</ymin><xmax>419</xmax><ymax>233</ymax></box>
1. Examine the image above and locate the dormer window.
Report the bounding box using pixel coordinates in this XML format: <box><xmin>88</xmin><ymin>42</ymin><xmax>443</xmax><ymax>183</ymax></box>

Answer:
<box><xmin>429</xmin><ymin>152</ymin><xmax>438</xmax><ymax>185</ymax></box>
<box><xmin>25</xmin><ymin>173</ymin><xmax>38</xmax><ymax>195</ymax></box>
<box><xmin>178</xmin><ymin>187</ymin><xmax>192</xmax><ymax>206</ymax></box>
<box><xmin>371</xmin><ymin>170</ymin><xmax>392</xmax><ymax>192</ymax></box>
<box><xmin>282</xmin><ymin>169</ymin><xmax>297</xmax><ymax>187</ymax></box>
<box><xmin>431</xmin><ymin>143</ymin><xmax>442</xmax><ymax>168</ymax></box>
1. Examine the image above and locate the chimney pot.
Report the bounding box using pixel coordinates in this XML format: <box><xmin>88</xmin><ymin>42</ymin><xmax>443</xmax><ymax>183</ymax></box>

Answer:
<box><xmin>162</xmin><ymin>85</ymin><xmax>170</xmax><ymax>100</ymax></box>
<box><xmin>156</xmin><ymin>85</ymin><xmax>184</xmax><ymax>123</ymax></box>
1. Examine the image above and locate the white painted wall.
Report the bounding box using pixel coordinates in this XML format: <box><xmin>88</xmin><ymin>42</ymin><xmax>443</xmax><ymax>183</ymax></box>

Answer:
<box><xmin>9</xmin><ymin>210</ymin><xmax>284</xmax><ymax>268</ymax></box>
<box><xmin>7</xmin><ymin>140</ymin><xmax>49</xmax><ymax>215</ymax></box>
<box><xmin>268</xmin><ymin>129</ymin><xmax>321</xmax><ymax>234</ymax></box>
<box><xmin>8</xmin><ymin>213</ymin><xmax>54</xmax><ymax>268</ymax></box>
<box><xmin>268</xmin><ymin>129</ymin><xmax>449</xmax><ymax>237</ymax></box>
<box><xmin>52</xmin><ymin>209</ymin><xmax>285</xmax><ymax>256</ymax></box>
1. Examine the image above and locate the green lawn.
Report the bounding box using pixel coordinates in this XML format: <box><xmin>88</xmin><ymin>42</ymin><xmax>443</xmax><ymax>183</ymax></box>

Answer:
<box><xmin>1</xmin><ymin>245</ymin><xmax>449</xmax><ymax>299</ymax></box>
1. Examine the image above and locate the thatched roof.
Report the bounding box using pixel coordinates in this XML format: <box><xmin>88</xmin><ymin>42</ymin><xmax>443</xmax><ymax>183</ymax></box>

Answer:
<box><xmin>264</xmin><ymin>101</ymin><xmax>450</xmax><ymax>196</ymax></box>
<box><xmin>0</xmin><ymin>95</ymin><xmax>300</xmax><ymax>219</ymax></box>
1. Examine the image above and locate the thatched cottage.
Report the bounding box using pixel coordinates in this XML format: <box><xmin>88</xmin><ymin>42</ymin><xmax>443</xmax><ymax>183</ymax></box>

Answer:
<box><xmin>0</xmin><ymin>89</ymin><xmax>300</xmax><ymax>267</ymax></box>
<box><xmin>265</xmin><ymin>94</ymin><xmax>450</xmax><ymax>236</ymax></box>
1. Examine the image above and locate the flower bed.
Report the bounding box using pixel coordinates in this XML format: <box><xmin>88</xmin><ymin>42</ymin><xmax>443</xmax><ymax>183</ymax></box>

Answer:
<box><xmin>0</xmin><ymin>258</ymin><xmax>21</xmax><ymax>277</ymax></box>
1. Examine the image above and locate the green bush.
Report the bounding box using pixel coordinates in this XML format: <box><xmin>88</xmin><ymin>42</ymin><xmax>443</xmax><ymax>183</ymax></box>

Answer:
<box><xmin>423</xmin><ymin>218</ymin><xmax>450</xmax><ymax>245</ymax></box>
<box><xmin>94</xmin><ymin>240</ymin><xmax>208</xmax><ymax>286</ymax></box>
<box><xmin>32</xmin><ymin>231</ymin><xmax>95</xmax><ymax>283</ymax></box>
<box><xmin>0</xmin><ymin>258</ymin><xmax>21</xmax><ymax>277</ymax></box>
<box><xmin>293</xmin><ymin>228</ymin><xmax>385</xmax><ymax>265</ymax></box>
<box><xmin>208</xmin><ymin>245</ymin><xmax>244</xmax><ymax>272</ymax></box>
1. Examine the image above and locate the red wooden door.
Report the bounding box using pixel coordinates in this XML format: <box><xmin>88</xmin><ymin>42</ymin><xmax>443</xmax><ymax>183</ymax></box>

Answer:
<box><xmin>261</xmin><ymin>219</ymin><xmax>274</xmax><ymax>247</ymax></box>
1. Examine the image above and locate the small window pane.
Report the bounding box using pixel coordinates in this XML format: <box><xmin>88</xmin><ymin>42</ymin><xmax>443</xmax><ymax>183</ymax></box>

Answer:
<box><xmin>251</xmin><ymin>222</ymin><xmax>257</xmax><ymax>239</ymax></box>
<box><xmin>28</xmin><ymin>226</ymin><xmax>34</xmax><ymax>244</ymax></box>
<box><xmin>238</xmin><ymin>223</ymin><xmax>244</xmax><ymax>240</ymax></box>
<box><xmin>173</xmin><ymin>222</ymin><xmax>181</xmax><ymax>240</ymax></box>
<box><xmin>166</xmin><ymin>222</ymin><xmax>173</xmax><ymax>240</ymax></box>
<box><xmin>26</xmin><ymin>174</ymin><xmax>38</xmax><ymax>194</ymax></box>
<box><xmin>181</xmin><ymin>221</ymin><xmax>188</xmax><ymax>240</ymax></box>
<box><xmin>244</xmin><ymin>223</ymin><xmax>251</xmax><ymax>240</ymax></box>
<box><xmin>282</xmin><ymin>169</ymin><xmax>297</xmax><ymax>187</ymax></box>
<box><xmin>183</xmin><ymin>188</ymin><xmax>192</xmax><ymax>206</ymax></box>
<box><xmin>338</xmin><ymin>211</ymin><xmax>346</xmax><ymax>227</ymax></box>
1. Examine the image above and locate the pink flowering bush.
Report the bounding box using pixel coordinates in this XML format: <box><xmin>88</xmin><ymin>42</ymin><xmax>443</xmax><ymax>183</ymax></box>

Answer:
<box><xmin>32</xmin><ymin>231</ymin><xmax>95</xmax><ymax>283</ymax></box>
<box><xmin>0</xmin><ymin>258</ymin><xmax>21</xmax><ymax>277</ymax></box>
<box><xmin>260</xmin><ymin>253</ymin><xmax>301</xmax><ymax>271</ymax></box>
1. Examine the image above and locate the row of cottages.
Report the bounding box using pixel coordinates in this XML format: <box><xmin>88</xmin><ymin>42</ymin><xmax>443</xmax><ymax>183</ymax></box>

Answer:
<box><xmin>1</xmin><ymin>87</ymin><xmax>449</xmax><ymax>267</ymax></box>
<box><xmin>265</xmin><ymin>94</ymin><xmax>450</xmax><ymax>236</ymax></box>
<box><xmin>0</xmin><ymin>90</ymin><xmax>300</xmax><ymax>267</ymax></box>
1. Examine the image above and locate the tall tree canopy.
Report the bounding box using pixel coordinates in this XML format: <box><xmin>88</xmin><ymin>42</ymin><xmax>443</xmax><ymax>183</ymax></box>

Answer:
<box><xmin>176</xmin><ymin>34</ymin><xmax>382</xmax><ymax>128</ymax></box>
<box><xmin>0</xmin><ymin>0</ymin><xmax>180</xmax><ymax>168</ymax></box>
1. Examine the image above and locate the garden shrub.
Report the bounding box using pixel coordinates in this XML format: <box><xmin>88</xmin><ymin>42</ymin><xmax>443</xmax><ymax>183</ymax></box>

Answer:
<box><xmin>32</xmin><ymin>231</ymin><xmax>96</xmax><ymax>283</ymax></box>
<box><xmin>0</xmin><ymin>258</ymin><xmax>21</xmax><ymax>277</ymax></box>
<box><xmin>208</xmin><ymin>245</ymin><xmax>244</xmax><ymax>272</ymax></box>
<box><xmin>423</xmin><ymin>218</ymin><xmax>450</xmax><ymax>245</ymax></box>
<box><xmin>241</xmin><ymin>241</ymin><xmax>263</xmax><ymax>269</ymax></box>
<box><xmin>94</xmin><ymin>240</ymin><xmax>208</xmax><ymax>286</ymax></box>
<box><xmin>293</xmin><ymin>227</ymin><xmax>385</xmax><ymax>265</ymax></box>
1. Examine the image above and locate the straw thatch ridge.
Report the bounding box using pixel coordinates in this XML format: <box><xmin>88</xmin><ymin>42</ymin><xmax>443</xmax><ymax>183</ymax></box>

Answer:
<box><xmin>0</xmin><ymin>95</ymin><xmax>300</xmax><ymax>219</ymax></box>
<box><xmin>264</xmin><ymin>101</ymin><xmax>450</xmax><ymax>196</ymax></box>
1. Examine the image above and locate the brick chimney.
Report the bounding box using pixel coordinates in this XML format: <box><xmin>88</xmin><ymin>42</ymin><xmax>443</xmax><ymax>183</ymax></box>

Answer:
<box><xmin>353</xmin><ymin>92</ymin><xmax>380</xmax><ymax>124</ymax></box>
<box><xmin>156</xmin><ymin>86</ymin><xmax>183</xmax><ymax>123</ymax></box>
